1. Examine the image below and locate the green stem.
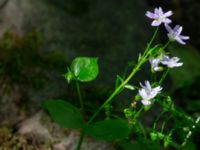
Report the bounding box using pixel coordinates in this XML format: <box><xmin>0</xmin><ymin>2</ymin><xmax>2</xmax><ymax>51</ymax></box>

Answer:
<box><xmin>143</xmin><ymin>27</ymin><xmax>159</xmax><ymax>57</ymax></box>
<box><xmin>76</xmin><ymin>27</ymin><xmax>159</xmax><ymax>150</ymax></box>
<box><xmin>159</xmin><ymin>68</ymin><xmax>170</xmax><ymax>85</ymax></box>
<box><xmin>76</xmin><ymin>130</ymin><xmax>85</xmax><ymax>150</ymax></box>
<box><xmin>161</xmin><ymin>115</ymin><xmax>172</xmax><ymax>133</ymax></box>
<box><xmin>138</xmin><ymin>121</ymin><xmax>147</xmax><ymax>138</ymax></box>
<box><xmin>88</xmin><ymin>62</ymin><xmax>144</xmax><ymax>124</ymax></box>
<box><xmin>76</xmin><ymin>80</ymin><xmax>84</xmax><ymax>113</ymax></box>
<box><xmin>162</xmin><ymin>40</ymin><xmax>171</xmax><ymax>50</ymax></box>
<box><xmin>135</xmin><ymin>106</ymin><xmax>144</xmax><ymax>118</ymax></box>
<box><xmin>153</xmin><ymin>110</ymin><xmax>166</xmax><ymax>130</ymax></box>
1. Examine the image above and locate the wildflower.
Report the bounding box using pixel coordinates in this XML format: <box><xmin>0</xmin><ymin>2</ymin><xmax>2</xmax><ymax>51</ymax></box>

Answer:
<box><xmin>149</xmin><ymin>58</ymin><xmax>163</xmax><ymax>72</ymax></box>
<box><xmin>139</xmin><ymin>81</ymin><xmax>162</xmax><ymax>105</ymax></box>
<box><xmin>165</xmin><ymin>24</ymin><xmax>190</xmax><ymax>45</ymax></box>
<box><xmin>161</xmin><ymin>55</ymin><xmax>183</xmax><ymax>68</ymax></box>
<box><xmin>146</xmin><ymin>7</ymin><xmax>173</xmax><ymax>26</ymax></box>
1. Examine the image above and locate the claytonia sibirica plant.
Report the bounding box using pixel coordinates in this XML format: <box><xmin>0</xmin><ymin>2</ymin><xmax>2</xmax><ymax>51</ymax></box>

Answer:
<box><xmin>42</xmin><ymin>6</ymin><xmax>199</xmax><ymax>150</ymax></box>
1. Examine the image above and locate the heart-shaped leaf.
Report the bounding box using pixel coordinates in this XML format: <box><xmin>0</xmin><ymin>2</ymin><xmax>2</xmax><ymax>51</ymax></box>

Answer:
<box><xmin>71</xmin><ymin>57</ymin><xmax>99</xmax><ymax>82</ymax></box>
<box><xmin>43</xmin><ymin>99</ymin><xmax>84</xmax><ymax>129</ymax></box>
<box><xmin>85</xmin><ymin>119</ymin><xmax>130</xmax><ymax>140</ymax></box>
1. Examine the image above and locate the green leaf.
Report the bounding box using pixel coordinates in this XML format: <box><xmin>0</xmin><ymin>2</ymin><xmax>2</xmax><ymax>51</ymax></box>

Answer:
<box><xmin>115</xmin><ymin>75</ymin><xmax>123</xmax><ymax>89</ymax></box>
<box><xmin>85</xmin><ymin>119</ymin><xmax>130</xmax><ymax>140</ymax></box>
<box><xmin>124</xmin><ymin>84</ymin><xmax>135</xmax><ymax>90</ymax></box>
<box><xmin>71</xmin><ymin>57</ymin><xmax>99</xmax><ymax>82</ymax></box>
<box><xmin>43</xmin><ymin>99</ymin><xmax>84</xmax><ymax>129</ymax></box>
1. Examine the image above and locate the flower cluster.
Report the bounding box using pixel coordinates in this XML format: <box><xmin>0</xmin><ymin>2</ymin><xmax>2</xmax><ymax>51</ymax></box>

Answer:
<box><xmin>150</xmin><ymin>54</ymin><xmax>183</xmax><ymax>72</ymax></box>
<box><xmin>146</xmin><ymin>7</ymin><xmax>189</xmax><ymax>45</ymax></box>
<box><xmin>138</xmin><ymin>7</ymin><xmax>189</xmax><ymax>106</ymax></box>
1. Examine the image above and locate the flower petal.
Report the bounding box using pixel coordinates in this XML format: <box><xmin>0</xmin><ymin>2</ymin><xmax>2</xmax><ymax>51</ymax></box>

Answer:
<box><xmin>176</xmin><ymin>26</ymin><xmax>183</xmax><ymax>35</ymax></box>
<box><xmin>141</xmin><ymin>99</ymin><xmax>151</xmax><ymax>106</ymax></box>
<box><xmin>173</xmin><ymin>25</ymin><xmax>183</xmax><ymax>35</ymax></box>
<box><xmin>174</xmin><ymin>62</ymin><xmax>183</xmax><ymax>67</ymax></box>
<box><xmin>154</xmin><ymin>8</ymin><xmax>159</xmax><ymax>15</ymax></box>
<box><xmin>139</xmin><ymin>89</ymin><xmax>148</xmax><ymax>99</ymax></box>
<box><xmin>175</xmin><ymin>36</ymin><xmax>186</xmax><ymax>45</ymax></box>
<box><xmin>151</xmin><ymin>20</ymin><xmax>162</xmax><ymax>26</ymax></box>
<box><xmin>171</xmin><ymin>57</ymin><xmax>180</xmax><ymax>62</ymax></box>
<box><xmin>146</xmin><ymin>11</ymin><xmax>156</xmax><ymax>19</ymax></box>
<box><xmin>165</xmin><ymin>24</ymin><xmax>173</xmax><ymax>33</ymax></box>
<box><xmin>164</xmin><ymin>10</ymin><xmax>173</xmax><ymax>17</ymax></box>
<box><xmin>158</xmin><ymin>7</ymin><xmax>164</xmax><ymax>16</ymax></box>
<box><xmin>145</xmin><ymin>80</ymin><xmax>152</xmax><ymax>91</ymax></box>
<box><xmin>164</xmin><ymin>18</ymin><xmax>172</xmax><ymax>24</ymax></box>
<box><xmin>180</xmin><ymin>35</ymin><xmax>190</xmax><ymax>40</ymax></box>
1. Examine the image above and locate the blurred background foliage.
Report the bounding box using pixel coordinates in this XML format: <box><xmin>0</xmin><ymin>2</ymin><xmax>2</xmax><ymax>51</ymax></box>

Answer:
<box><xmin>0</xmin><ymin>0</ymin><xmax>199</xmax><ymax>149</ymax></box>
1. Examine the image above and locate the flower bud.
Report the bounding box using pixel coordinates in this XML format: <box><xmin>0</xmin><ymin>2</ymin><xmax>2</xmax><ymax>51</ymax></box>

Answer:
<box><xmin>134</xmin><ymin>94</ymin><xmax>141</xmax><ymax>101</ymax></box>
<box><xmin>124</xmin><ymin>108</ymin><xmax>133</xmax><ymax>118</ymax></box>
<box><xmin>157</xmin><ymin>132</ymin><xmax>164</xmax><ymax>140</ymax></box>
<box><xmin>64</xmin><ymin>69</ymin><xmax>75</xmax><ymax>83</ymax></box>
<box><xmin>144</xmin><ymin>105</ymin><xmax>151</xmax><ymax>111</ymax></box>
<box><xmin>166</xmin><ymin>96</ymin><xmax>172</xmax><ymax>105</ymax></box>
<box><xmin>150</xmin><ymin>132</ymin><xmax>157</xmax><ymax>141</ymax></box>
<box><xmin>164</xmin><ymin>135</ymin><xmax>171</xmax><ymax>148</ymax></box>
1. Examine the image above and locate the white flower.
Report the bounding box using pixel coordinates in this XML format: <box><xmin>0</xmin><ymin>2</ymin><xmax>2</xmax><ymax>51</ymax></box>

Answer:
<box><xmin>146</xmin><ymin>7</ymin><xmax>173</xmax><ymax>26</ymax></box>
<box><xmin>161</xmin><ymin>55</ymin><xmax>183</xmax><ymax>68</ymax></box>
<box><xmin>139</xmin><ymin>81</ymin><xmax>162</xmax><ymax>106</ymax></box>
<box><xmin>149</xmin><ymin>58</ymin><xmax>161</xmax><ymax>72</ymax></box>
<box><xmin>165</xmin><ymin>24</ymin><xmax>190</xmax><ymax>45</ymax></box>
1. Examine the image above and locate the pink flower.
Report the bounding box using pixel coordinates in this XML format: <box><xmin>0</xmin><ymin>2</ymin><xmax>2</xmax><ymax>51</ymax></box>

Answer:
<box><xmin>146</xmin><ymin>7</ymin><xmax>173</xmax><ymax>26</ymax></box>
<box><xmin>165</xmin><ymin>24</ymin><xmax>190</xmax><ymax>45</ymax></box>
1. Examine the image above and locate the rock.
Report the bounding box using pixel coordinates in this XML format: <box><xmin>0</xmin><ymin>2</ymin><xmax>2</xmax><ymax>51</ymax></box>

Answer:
<box><xmin>18</xmin><ymin>110</ymin><xmax>113</xmax><ymax>150</ymax></box>
<box><xmin>0</xmin><ymin>0</ymin><xmax>151</xmax><ymax>88</ymax></box>
<box><xmin>18</xmin><ymin>110</ymin><xmax>53</xmax><ymax>142</ymax></box>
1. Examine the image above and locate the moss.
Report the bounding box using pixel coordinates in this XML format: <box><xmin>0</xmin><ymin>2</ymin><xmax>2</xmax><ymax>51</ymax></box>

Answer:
<box><xmin>0</xmin><ymin>31</ymin><xmax>68</xmax><ymax>88</ymax></box>
<box><xmin>0</xmin><ymin>31</ymin><xmax>43</xmax><ymax>82</ymax></box>
<box><xmin>0</xmin><ymin>127</ymin><xmax>52</xmax><ymax>150</ymax></box>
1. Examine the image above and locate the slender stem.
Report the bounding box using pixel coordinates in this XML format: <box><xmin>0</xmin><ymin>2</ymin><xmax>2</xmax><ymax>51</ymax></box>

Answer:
<box><xmin>88</xmin><ymin>61</ymin><xmax>143</xmax><ymax>124</ymax></box>
<box><xmin>153</xmin><ymin>110</ymin><xmax>166</xmax><ymax>130</ymax></box>
<box><xmin>76</xmin><ymin>80</ymin><xmax>84</xmax><ymax>113</ymax></box>
<box><xmin>76</xmin><ymin>27</ymin><xmax>159</xmax><ymax>150</ymax></box>
<box><xmin>76</xmin><ymin>130</ymin><xmax>85</xmax><ymax>150</ymax></box>
<box><xmin>159</xmin><ymin>68</ymin><xmax>170</xmax><ymax>85</ymax></box>
<box><xmin>161</xmin><ymin>115</ymin><xmax>172</xmax><ymax>133</ymax></box>
<box><xmin>135</xmin><ymin>106</ymin><xmax>144</xmax><ymax>118</ymax></box>
<box><xmin>76</xmin><ymin>55</ymin><xmax>144</xmax><ymax>150</ymax></box>
<box><xmin>143</xmin><ymin>27</ymin><xmax>159</xmax><ymax>57</ymax></box>
<box><xmin>162</xmin><ymin>40</ymin><xmax>171</xmax><ymax>50</ymax></box>
<box><xmin>137</xmin><ymin>121</ymin><xmax>147</xmax><ymax>138</ymax></box>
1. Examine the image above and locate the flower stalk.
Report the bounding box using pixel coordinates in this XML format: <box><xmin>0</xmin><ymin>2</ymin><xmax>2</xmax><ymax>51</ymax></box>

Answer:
<box><xmin>76</xmin><ymin>80</ymin><xmax>84</xmax><ymax>114</ymax></box>
<box><xmin>76</xmin><ymin>27</ymin><xmax>160</xmax><ymax>150</ymax></box>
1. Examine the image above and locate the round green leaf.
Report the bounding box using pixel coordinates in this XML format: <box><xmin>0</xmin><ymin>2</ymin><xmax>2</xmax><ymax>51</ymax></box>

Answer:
<box><xmin>43</xmin><ymin>99</ymin><xmax>84</xmax><ymax>129</ymax></box>
<box><xmin>85</xmin><ymin>119</ymin><xmax>130</xmax><ymax>141</ymax></box>
<box><xmin>71</xmin><ymin>57</ymin><xmax>99</xmax><ymax>82</ymax></box>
